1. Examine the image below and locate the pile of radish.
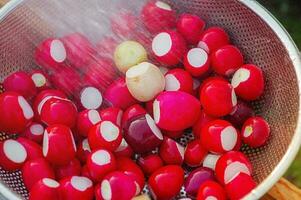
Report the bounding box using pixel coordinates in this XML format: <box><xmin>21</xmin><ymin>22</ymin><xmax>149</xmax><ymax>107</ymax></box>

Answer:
<box><xmin>0</xmin><ymin>1</ymin><xmax>270</xmax><ymax>200</ymax></box>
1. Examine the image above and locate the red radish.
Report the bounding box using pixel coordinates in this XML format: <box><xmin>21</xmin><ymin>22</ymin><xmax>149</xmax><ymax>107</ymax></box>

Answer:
<box><xmin>124</xmin><ymin>114</ymin><xmax>163</xmax><ymax>154</ymax></box>
<box><xmin>86</xmin><ymin>149</ymin><xmax>116</xmax><ymax>182</ymax></box>
<box><xmin>95</xmin><ymin>36</ymin><xmax>118</xmax><ymax>58</ymax></box>
<box><xmin>192</xmin><ymin>110</ymin><xmax>217</xmax><ymax>138</ymax></box>
<box><xmin>177</xmin><ymin>14</ymin><xmax>206</xmax><ymax>45</ymax></box>
<box><xmin>40</xmin><ymin>96</ymin><xmax>77</xmax><ymax>127</ymax></box>
<box><xmin>141</xmin><ymin>1</ymin><xmax>176</xmax><ymax>33</ymax></box>
<box><xmin>211</xmin><ymin>45</ymin><xmax>244</xmax><ymax>76</ymax></box>
<box><xmin>138</xmin><ymin>154</ymin><xmax>163</xmax><ymax>176</ymax></box>
<box><xmin>198</xmin><ymin>27</ymin><xmax>230</xmax><ymax>53</ymax></box>
<box><xmin>51</xmin><ymin>66</ymin><xmax>82</xmax><ymax>96</ymax></box>
<box><xmin>225</xmin><ymin>173</ymin><xmax>256</xmax><ymax>200</ymax></box>
<box><xmin>62</xmin><ymin>33</ymin><xmax>96</xmax><ymax>70</ymax></box>
<box><xmin>96</xmin><ymin>171</ymin><xmax>136</xmax><ymax>200</ymax></box>
<box><xmin>114</xmin><ymin>138</ymin><xmax>134</xmax><ymax>158</ymax></box>
<box><xmin>152</xmin><ymin>30</ymin><xmax>186</xmax><ymax>66</ymax></box>
<box><xmin>0</xmin><ymin>139</ymin><xmax>27</xmax><ymax>171</ymax></box>
<box><xmin>241</xmin><ymin>116</ymin><xmax>270</xmax><ymax>148</ymax></box>
<box><xmin>203</xmin><ymin>153</ymin><xmax>221</xmax><ymax>170</ymax></box>
<box><xmin>153</xmin><ymin>91</ymin><xmax>201</xmax><ymax>131</ymax></box>
<box><xmin>60</xmin><ymin>176</ymin><xmax>94</xmax><ymax>200</ymax></box>
<box><xmin>22</xmin><ymin>158</ymin><xmax>55</xmax><ymax>190</ymax></box>
<box><xmin>83</xmin><ymin>57</ymin><xmax>118</xmax><ymax>92</ymax></box>
<box><xmin>29</xmin><ymin>178</ymin><xmax>60</xmax><ymax>200</ymax></box>
<box><xmin>111</xmin><ymin>11</ymin><xmax>138</xmax><ymax>37</ymax></box>
<box><xmin>100</xmin><ymin>107</ymin><xmax>123</xmax><ymax>126</ymax></box>
<box><xmin>33</xmin><ymin>89</ymin><xmax>67</xmax><ymax>121</ymax></box>
<box><xmin>200</xmin><ymin>78</ymin><xmax>237</xmax><ymax>117</ymax></box>
<box><xmin>79</xmin><ymin>86</ymin><xmax>103</xmax><ymax>110</ymax></box>
<box><xmin>184</xmin><ymin>167</ymin><xmax>215</xmax><ymax>197</ymax></box>
<box><xmin>17</xmin><ymin>137</ymin><xmax>43</xmax><ymax>161</ymax></box>
<box><xmin>148</xmin><ymin>165</ymin><xmax>184</xmax><ymax>200</ymax></box>
<box><xmin>126</xmin><ymin>62</ymin><xmax>165</xmax><ymax>102</ymax></box>
<box><xmin>55</xmin><ymin>158</ymin><xmax>81</xmax><ymax>180</ymax></box>
<box><xmin>3</xmin><ymin>71</ymin><xmax>37</xmax><ymax>99</ymax></box>
<box><xmin>88</xmin><ymin>121</ymin><xmax>122</xmax><ymax>151</ymax></box>
<box><xmin>164</xmin><ymin>68</ymin><xmax>193</xmax><ymax>94</ymax></box>
<box><xmin>30</xmin><ymin>70</ymin><xmax>51</xmax><ymax>91</ymax></box>
<box><xmin>76</xmin><ymin>138</ymin><xmax>91</xmax><ymax>164</ymax></box>
<box><xmin>0</xmin><ymin>92</ymin><xmax>33</xmax><ymax>133</ymax></box>
<box><xmin>184</xmin><ymin>48</ymin><xmax>210</xmax><ymax>77</ymax></box>
<box><xmin>159</xmin><ymin>137</ymin><xmax>185</xmax><ymax>165</ymax></box>
<box><xmin>121</xmin><ymin>104</ymin><xmax>147</xmax><ymax>127</ymax></box>
<box><xmin>197</xmin><ymin>181</ymin><xmax>227</xmax><ymax>200</ymax></box>
<box><xmin>184</xmin><ymin>139</ymin><xmax>207</xmax><ymax>167</ymax></box>
<box><xmin>77</xmin><ymin>109</ymin><xmax>101</xmax><ymax>137</ymax></box>
<box><xmin>116</xmin><ymin>157</ymin><xmax>145</xmax><ymax>194</ymax></box>
<box><xmin>215</xmin><ymin>151</ymin><xmax>252</xmax><ymax>185</ymax></box>
<box><xmin>226</xmin><ymin>100</ymin><xmax>255</xmax><ymax>128</ymax></box>
<box><xmin>104</xmin><ymin>78</ymin><xmax>138</xmax><ymax>110</ymax></box>
<box><xmin>231</xmin><ymin>64</ymin><xmax>264</xmax><ymax>100</ymax></box>
<box><xmin>162</xmin><ymin>129</ymin><xmax>183</xmax><ymax>139</ymax></box>
<box><xmin>21</xmin><ymin>122</ymin><xmax>44</xmax><ymax>143</ymax></box>
<box><xmin>201</xmin><ymin>119</ymin><xmax>239</xmax><ymax>154</ymax></box>
<box><xmin>35</xmin><ymin>38</ymin><xmax>67</xmax><ymax>71</ymax></box>
<box><xmin>43</xmin><ymin>124</ymin><xmax>77</xmax><ymax>166</ymax></box>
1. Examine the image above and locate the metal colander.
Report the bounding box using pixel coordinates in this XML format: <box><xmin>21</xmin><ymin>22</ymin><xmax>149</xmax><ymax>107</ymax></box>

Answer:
<box><xmin>0</xmin><ymin>0</ymin><xmax>301</xmax><ymax>199</ymax></box>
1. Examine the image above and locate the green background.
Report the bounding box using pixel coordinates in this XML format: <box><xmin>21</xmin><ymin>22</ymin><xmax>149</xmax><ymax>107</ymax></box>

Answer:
<box><xmin>259</xmin><ymin>0</ymin><xmax>301</xmax><ymax>187</ymax></box>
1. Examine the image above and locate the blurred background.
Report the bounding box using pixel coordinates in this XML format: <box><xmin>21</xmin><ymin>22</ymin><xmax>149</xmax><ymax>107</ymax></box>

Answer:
<box><xmin>258</xmin><ymin>0</ymin><xmax>301</xmax><ymax>187</ymax></box>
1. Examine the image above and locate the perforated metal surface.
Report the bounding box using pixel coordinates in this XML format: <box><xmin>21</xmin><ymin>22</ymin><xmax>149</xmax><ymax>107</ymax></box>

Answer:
<box><xmin>0</xmin><ymin>0</ymin><xmax>300</xmax><ymax>199</ymax></box>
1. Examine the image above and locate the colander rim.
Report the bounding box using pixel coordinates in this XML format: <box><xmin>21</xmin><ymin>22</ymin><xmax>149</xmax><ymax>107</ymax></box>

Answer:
<box><xmin>0</xmin><ymin>0</ymin><xmax>301</xmax><ymax>200</ymax></box>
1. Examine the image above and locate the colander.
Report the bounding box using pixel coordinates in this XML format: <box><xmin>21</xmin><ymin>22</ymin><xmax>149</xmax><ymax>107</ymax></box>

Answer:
<box><xmin>0</xmin><ymin>0</ymin><xmax>301</xmax><ymax>199</ymax></box>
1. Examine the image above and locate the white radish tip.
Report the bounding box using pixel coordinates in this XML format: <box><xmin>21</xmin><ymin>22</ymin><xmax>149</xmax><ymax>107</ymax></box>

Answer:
<box><xmin>165</xmin><ymin>74</ymin><xmax>180</xmax><ymax>91</ymax></box>
<box><xmin>155</xmin><ymin>1</ymin><xmax>172</xmax><ymax>11</ymax></box>
<box><xmin>42</xmin><ymin>130</ymin><xmax>49</xmax><ymax>157</ymax></box>
<box><xmin>126</xmin><ymin>62</ymin><xmax>150</xmax><ymax>78</ymax></box>
<box><xmin>30</xmin><ymin>124</ymin><xmax>44</xmax><ymax>136</ymax></box>
<box><xmin>187</xmin><ymin>48</ymin><xmax>208</xmax><ymax>68</ymax></box>
<box><xmin>231</xmin><ymin>68</ymin><xmax>251</xmax><ymax>88</ymax></box>
<box><xmin>231</xmin><ymin>89</ymin><xmax>237</xmax><ymax>107</ymax></box>
<box><xmin>145</xmin><ymin>114</ymin><xmax>163</xmax><ymax>140</ymax></box>
<box><xmin>115</xmin><ymin>138</ymin><xmax>128</xmax><ymax>152</ymax></box>
<box><xmin>3</xmin><ymin>140</ymin><xmax>27</xmax><ymax>163</ymax></box>
<box><xmin>32</xmin><ymin>73</ymin><xmax>46</xmax><ymax>87</ymax></box>
<box><xmin>71</xmin><ymin>176</ymin><xmax>93</xmax><ymax>191</ymax></box>
<box><xmin>243</xmin><ymin>126</ymin><xmax>253</xmax><ymax>138</ymax></box>
<box><xmin>205</xmin><ymin>196</ymin><xmax>218</xmax><ymax>200</ymax></box>
<box><xmin>116</xmin><ymin>110</ymin><xmax>123</xmax><ymax>126</ymax></box>
<box><xmin>88</xmin><ymin>109</ymin><xmax>101</xmax><ymax>125</ymax></box>
<box><xmin>70</xmin><ymin>130</ymin><xmax>77</xmax><ymax>152</ymax></box>
<box><xmin>100</xmin><ymin>121</ymin><xmax>120</xmax><ymax>142</ymax></box>
<box><xmin>159</xmin><ymin>67</ymin><xmax>169</xmax><ymax>75</ymax></box>
<box><xmin>203</xmin><ymin>154</ymin><xmax>221</xmax><ymax>170</ymax></box>
<box><xmin>221</xmin><ymin>126</ymin><xmax>238</xmax><ymax>151</ymax></box>
<box><xmin>92</xmin><ymin>150</ymin><xmax>111</xmax><ymax>166</ymax></box>
<box><xmin>224</xmin><ymin>161</ymin><xmax>250</xmax><ymax>184</ymax></box>
<box><xmin>176</xmin><ymin>142</ymin><xmax>185</xmax><ymax>160</ymax></box>
<box><xmin>153</xmin><ymin>100</ymin><xmax>160</xmax><ymax>124</ymax></box>
<box><xmin>82</xmin><ymin>139</ymin><xmax>91</xmax><ymax>152</ymax></box>
<box><xmin>18</xmin><ymin>96</ymin><xmax>34</xmax><ymax>120</ymax></box>
<box><xmin>135</xmin><ymin>182</ymin><xmax>141</xmax><ymax>195</ymax></box>
<box><xmin>43</xmin><ymin>178</ymin><xmax>60</xmax><ymax>188</ymax></box>
<box><xmin>50</xmin><ymin>39</ymin><xmax>66</xmax><ymax>63</ymax></box>
<box><xmin>197</xmin><ymin>41</ymin><xmax>210</xmax><ymax>54</ymax></box>
<box><xmin>101</xmin><ymin>180</ymin><xmax>112</xmax><ymax>199</ymax></box>
<box><xmin>152</xmin><ymin>32</ymin><xmax>172</xmax><ymax>57</ymax></box>
<box><xmin>81</xmin><ymin>87</ymin><xmax>103</xmax><ymax>110</ymax></box>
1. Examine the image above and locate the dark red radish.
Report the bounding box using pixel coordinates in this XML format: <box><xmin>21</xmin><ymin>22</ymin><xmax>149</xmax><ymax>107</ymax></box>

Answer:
<box><xmin>198</xmin><ymin>27</ymin><xmax>230</xmax><ymax>53</ymax></box>
<box><xmin>0</xmin><ymin>92</ymin><xmax>33</xmax><ymax>133</ymax></box>
<box><xmin>153</xmin><ymin>91</ymin><xmax>201</xmax><ymax>131</ymax></box>
<box><xmin>141</xmin><ymin>1</ymin><xmax>176</xmax><ymax>33</ymax></box>
<box><xmin>3</xmin><ymin>71</ymin><xmax>37</xmax><ymax>99</ymax></box>
<box><xmin>122</xmin><ymin>104</ymin><xmax>147</xmax><ymax>127</ymax></box>
<box><xmin>211</xmin><ymin>45</ymin><xmax>244</xmax><ymax>76</ymax></box>
<box><xmin>124</xmin><ymin>114</ymin><xmax>163</xmax><ymax>154</ymax></box>
<box><xmin>22</xmin><ymin>158</ymin><xmax>55</xmax><ymax>190</ymax></box>
<box><xmin>43</xmin><ymin>124</ymin><xmax>77</xmax><ymax>166</ymax></box>
<box><xmin>177</xmin><ymin>14</ymin><xmax>206</xmax><ymax>45</ymax></box>
<box><xmin>152</xmin><ymin>30</ymin><xmax>186</xmax><ymax>66</ymax></box>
